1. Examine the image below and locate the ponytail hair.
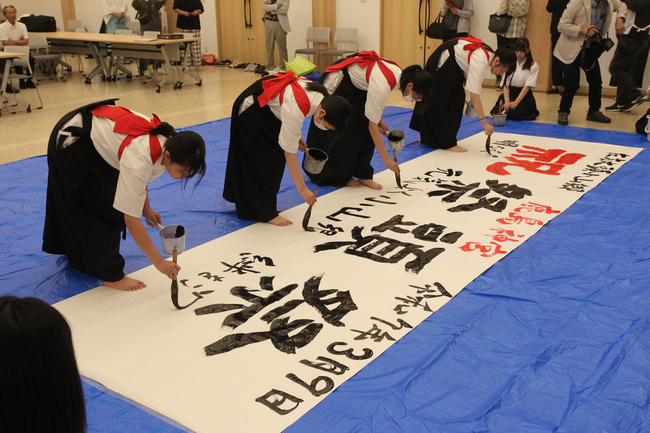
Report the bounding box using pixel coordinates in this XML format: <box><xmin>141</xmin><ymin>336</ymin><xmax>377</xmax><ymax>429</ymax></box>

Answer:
<box><xmin>399</xmin><ymin>64</ymin><xmax>434</xmax><ymax>112</ymax></box>
<box><xmin>305</xmin><ymin>81</ymin><xmax>329</xmax><ymax>97</ymax></box>
<box><xmin>514</xmin><ymin>38</ymin><xmax>533</xmax><ymax>71</ymax></box>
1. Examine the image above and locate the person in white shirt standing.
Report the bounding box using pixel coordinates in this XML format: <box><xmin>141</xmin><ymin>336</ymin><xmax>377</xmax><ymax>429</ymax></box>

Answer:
<box><xmin>0</xmin><ymin>5</ymin><xmax>35</xmax><ymax>91</ymax></box>
<box><xmin>262</xmin><ymin>0</ymin><xmax>290</xmax><ymax>72</ymax></box>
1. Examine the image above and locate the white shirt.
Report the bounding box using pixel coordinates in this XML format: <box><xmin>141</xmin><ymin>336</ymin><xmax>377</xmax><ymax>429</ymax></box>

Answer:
<box><xmin>506</xmin><ymin>60</ymin><xmax>539</xmax><ymax>89</ymax></box>
<box><xmin>437</xmin><ymin>40</ymin><xmax>493</xmax><ymax>95</ymax></box>
<box><xmin>239</xmin><ymin>80</ymin><xmax>325</xmax><ymax>153</ymax></box>
<box><xmin>58</xmin><ymin>111</ymin><xmax>167</xmax><ymax>218</ymax></box>
<box><xmin>0</xmin><ymin>20</ymin><xmax>28</xmax><ymax>42</ymax></box>
<box><xmin>323</xmin><ymin>61</ymin><xmax>402</xmax><ymax>124</ymax></box>
<box><xmin>102</xmin><ymin>0</ymin><xmax>130</xmax><ymax>24</ymax></box>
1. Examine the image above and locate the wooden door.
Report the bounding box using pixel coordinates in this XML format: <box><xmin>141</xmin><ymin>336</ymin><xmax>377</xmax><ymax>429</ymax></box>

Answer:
<box><xmin>248</xmin><ymin>3</ymin><xmax>267</xmax><ymax>65</ymax></box>
<box><xmin>217</xmin><ymin>0</ymin><xmax>251</xmax><ymax>62</ymax></box>
<box><xmin>381</xmin><ymin>0</ymin><xmax>439</xmax><ymax>68</ymax></box>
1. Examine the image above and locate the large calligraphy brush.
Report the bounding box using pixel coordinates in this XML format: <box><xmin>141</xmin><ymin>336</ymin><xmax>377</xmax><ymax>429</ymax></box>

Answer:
<box><xmin>393</xmin><ymin>150</ymin><xmax>402</xmax><ymax>189</ymax></box>
<box><xmin>302</xmin><ymin>188</ymin><xmax>319</xmax><ymax>232</ymax></box>
<box><xmin>485</xmin><ymin>117</ymin><xmax>494</xmax><ymax>155</ymax></box>
<box><xmin>171</xmin><ymin>248</ymin><xmax>181</xmax><ymax>309</ymax></box>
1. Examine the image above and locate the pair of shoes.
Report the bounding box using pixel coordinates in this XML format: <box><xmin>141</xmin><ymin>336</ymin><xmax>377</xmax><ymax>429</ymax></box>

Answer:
<box><xmin>19</xmin><ymin>80</ymin><xmax>27</xmax><ymax>89</ymax></box>
<box><xmin>228</xmin><ymin>60</ymin><xmax>241</xmax><ymax>68</ymax></box>
<box><xmin>546</xmin><ymin>87</ymin><xmax>560</xmax><ymax>94</ymax></box>
<box><xmin>586</xmin><ymin>111</ymin><xmax>611</xmax><ymax>123</ymax></box>
<box><xmin>254</xmin><ymin>64</ymin><xmax>266</xmax><ymax>74</ymax></box>
<box><xmin>25</xmin><ymin>80</ymin><xmax>36</xmax><ymax>89</ymax></box>
<box><xmin>141</xmin><ymin>70</ymin><xmax>152</xmax><ymax>78</ymax></box>
<box><xmin>244</xmin><ymin>63</ymin><xmax>257</xmax><ymax>72</ymax></box>
<box><xmin>557</xmin><ymin>112</ymin><xmax>569</xmax><ymax>126</ymax></box>
<box><xmin>605</xmin><ymin>102</ymin><xmax>628</xmax><ymax>112</ymax></box>
<box><xmin>4</xmin><ymin>83</ymin><xmax>20</xmax><ymax>94</ymax></box>
<box><xmin>623</xmin><ymin>94</ymin><xmax>647</xmax><ymax>112</ymax></box>
<box><xmin>216</xmin><ymin>59</ymin><xmax>230</xmax><ymax>66</ymax></box>
<box><xmin>236</xmin><ymin>62</ymin><xmax>248</xmax><ymax>69</ymax></box>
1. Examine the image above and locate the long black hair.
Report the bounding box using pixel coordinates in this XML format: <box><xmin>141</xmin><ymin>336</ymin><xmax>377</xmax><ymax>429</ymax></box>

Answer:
<box><xmin>514</xmin><ymin>38</ymin><xmax>534</xmax><ymax>71</ymax></box>
<box><xmin>0</xmin><ymin>296</ymin><xmax>87</xmax><ymax>433</ymax></box>
<box><xmin>399</xmin><ymin>64</ymin><xmax>435</xmax><ymax>112</ymax></box>
<box><xmin>306</xmin><ymin>81</ymin><xmax>353</xmax><ymax>145</ymax></box>
<box><xmin>151</xmin><ymin>122</ymin><xmax>207</xmax><ymax>189</ymax></box>
<box><xmin>494</xmin><ymin>45</ymin><xmax>517</xmax><ymax>69</ymax></box>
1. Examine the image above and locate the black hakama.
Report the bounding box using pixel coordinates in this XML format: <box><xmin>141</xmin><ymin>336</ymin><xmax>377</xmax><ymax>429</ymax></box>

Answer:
<box><xmin>490</xmin><ymin>86</ymin><xmax>539</xmax><ymax>120</ymax></box>
<box><xmin>410</xmin><ymin>40</ymin><xmax>466</xmax><ymax>150</ymax></box>
<box><xmin>303</xmin><ymin>67</ymin><xmax>374</xmax><ymax>187</ymax></box>
<box><xmin>223</xmin><ymin>78</ymin><xmax>287</xmax><ymax>222</ymax></box>
<box><xmin>42</xmin><ymin>99</ymin><xmax>127</xmax><ymax>282</ymax></box>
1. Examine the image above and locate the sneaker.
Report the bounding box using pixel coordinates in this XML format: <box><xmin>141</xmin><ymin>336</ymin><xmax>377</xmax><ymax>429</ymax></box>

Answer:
<box><xmin>605</xmin><ymin>102</ymin><xmax>626</xmax><ymax>112</ymax></box>
<box><xmin>142</xmin><ymin>70</ymin><xmax>152</xmax><ymax>78</ymax></box>
<box><xmin>586</xmin><ymin>111</ymin><xmax>611</xmax><ymax>123</ymax></box>
<box><xmin>558</xmin><ymin>112</ymin><xmax>569</xmax><ymax>126</ymax></box>
<box><xmin>623</xmin><ymin>94</ymin><xmax>647</xmax><ymax>112</ymax></box>
<box><xmin>546</xmin><ymin>87</ymin><xmax>560</xmax><ymax>94</ymax></box>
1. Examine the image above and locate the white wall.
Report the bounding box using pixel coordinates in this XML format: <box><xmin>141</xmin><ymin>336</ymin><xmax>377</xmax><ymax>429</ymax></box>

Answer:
<box><xmin>11</xmin><ymin>0</ymin><xmax>65</xmax><ymax>30</ymax></box>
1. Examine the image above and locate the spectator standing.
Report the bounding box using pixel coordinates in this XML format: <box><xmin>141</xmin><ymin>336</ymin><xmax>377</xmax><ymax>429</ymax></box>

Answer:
<box><xmin>102</xmin><ymin>0</ymin><xmax>131</xmax><ymax>34</ymax></box>
<box><xmin>495</xmin><ymin>0</ymin><xmax>530</xmax><ymax>47</ymax></box>
<box><xmin>606</xmin><ymin>0</ymin><xmax>650</xmax><ymax>112</ymax></box>
<box><xmin>173</xmin><ymin>0</ymin><xmax>203</xmax><ymax>70</ymax></box>
<box><xmin>262</xmin><ymin>0</ymin><xmax>290</xmax><ymax>72</ymax></box>
<box><xmin>546</xmin><ymin>0</ymin><xmax>571</xmax><ymax>93</ymax></box>
<box><xmin>439</xmin><ymin>0</ymin><xmax>474</xmax><ymax>41</ymax></box>
<box><xmin>0</xmin><ymin>296</ymin><xmax>87</xmax><ymax>433</ymax></box>
<box><xmin>132</xmin><ymin>0</ymin><xmax>166</xmax><ymax>77</ymax></box>
<box><xmin>0</xmin><ymin>5</ymin><xmax>35</xmax><ymax>91</ymax></box>
<box><xmin>554</xmin><ymin>0</ymin><xmax>627</xmax><ymax>126</ymax></box>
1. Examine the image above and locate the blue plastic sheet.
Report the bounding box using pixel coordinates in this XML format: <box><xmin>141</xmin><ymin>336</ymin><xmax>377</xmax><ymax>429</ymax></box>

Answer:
<box><xmin>1</xmin><ymin>107</ymin><xmax>649</xmax><ymax>432</ymax></box>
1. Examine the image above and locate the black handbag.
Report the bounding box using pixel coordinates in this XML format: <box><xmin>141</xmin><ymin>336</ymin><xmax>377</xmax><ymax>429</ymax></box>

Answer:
<box><xmin>426</xmin><ymin>14</ymin><xmax>447</xmax><ymax>40</ymax></box>
<box><xmin>488</xmin><ymin>13</ymin><xmax>513</xmax><ymax>33</ymax></box>
<box><xmin>137</xmin><ymin>12</ymin><xmax>152</xmax><ymax>26</ymax></box>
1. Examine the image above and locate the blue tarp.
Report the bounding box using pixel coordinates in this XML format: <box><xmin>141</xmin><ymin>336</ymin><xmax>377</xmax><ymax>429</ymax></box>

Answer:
<box><xmin>2</xmin><ymin>107</ymin><xmax>649</xmax><ymax>432</ymax></box>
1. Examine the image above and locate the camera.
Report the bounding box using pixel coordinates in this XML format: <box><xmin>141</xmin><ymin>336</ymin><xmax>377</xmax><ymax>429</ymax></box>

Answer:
<box><xmin>592</xmin><ymin>32</ymin><xmax>615</xmax><ymax>51</ymax></box>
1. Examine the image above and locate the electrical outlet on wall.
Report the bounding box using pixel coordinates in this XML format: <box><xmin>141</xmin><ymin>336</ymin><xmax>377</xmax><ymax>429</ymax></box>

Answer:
<box><xmin>204</xmin><ymin>46</ymin><xmax>208</xmax><ymax>53</ymax></box>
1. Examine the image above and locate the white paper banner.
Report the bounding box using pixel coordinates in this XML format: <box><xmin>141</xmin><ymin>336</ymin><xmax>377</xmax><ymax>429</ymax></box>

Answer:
<box><xmin>55</xmin><ymin>133</ymin><xmax>641</xmax><ymax>433</ymax></box>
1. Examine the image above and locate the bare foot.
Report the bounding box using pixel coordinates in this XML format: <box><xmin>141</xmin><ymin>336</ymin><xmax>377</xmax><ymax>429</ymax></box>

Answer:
<box><xmin>268</xmin><ymin>215</ymin><xmax>293</xmax><ymax>227</ymax></box>
<box><xmin>359</xmin><ymin>178</ymin><xmax>383</xmax><ymax>190</ymax></box>
<box><xmin>445</xmin><ymin>145</ymin><xmax>468</xmax><ymax>153</ymax></box>
<box><xmin>104</xmin><ymin>276</ymin><xmax>146</xmax><ymax>291</ymax></box>
<box><xmin>346</xmin><ymin>178</ymin><xmax>363</xmax><ymax>187</ymax></box>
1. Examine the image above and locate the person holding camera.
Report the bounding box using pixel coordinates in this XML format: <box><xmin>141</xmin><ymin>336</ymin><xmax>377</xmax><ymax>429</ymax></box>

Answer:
<box><xmin>554</xmin><ymin>0</ymin><xmax>627</xmax><ymax>126</ymax></box>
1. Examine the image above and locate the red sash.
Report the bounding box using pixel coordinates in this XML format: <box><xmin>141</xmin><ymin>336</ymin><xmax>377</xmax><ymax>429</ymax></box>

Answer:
<box><xmin>459</xmin><ymin>36</ymin><xmax>490</xmax><ymax>64</ymax></box>
<box><xmin>91</xmin><ymin>105</ymin><xmax>163</xmax><ymax>163</ymax></box>
<box><xmin>325</xmin><ymin>50</ymin><xmax>399</xmax><ymax>89</ymax></box>
<box><xmin>257</xmin><ymin>71</ymin><xmax>311</xmax><ymax>117</ymax></box>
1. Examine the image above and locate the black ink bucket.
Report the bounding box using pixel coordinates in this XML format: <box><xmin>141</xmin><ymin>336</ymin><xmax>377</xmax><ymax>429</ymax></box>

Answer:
<box><xmin>387</xmin><ymin>129</ymin><xmax>405</xmax><ymax>151</ymax></box>
<box><xmin>304</xmin><ymin>148</ymin><xmax>329</xmax><ymax>174</ymax></box>
<box><xmin>159</xmin><ymin>225</ymin><xmax>186</xmax><ymax>255</ymax></box>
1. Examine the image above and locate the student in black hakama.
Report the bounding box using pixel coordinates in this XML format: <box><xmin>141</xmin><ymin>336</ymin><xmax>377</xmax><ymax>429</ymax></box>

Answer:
<box><xmin>490</xmin><ymin>38</ymin><xmax>540</xmax><ymax>121</ymax></box>
<box><xmin>303</xmin><ymin>51</ymin><xmax>434</xmax><ymax>190</ymax></box>
<box><xmin>410</xmin><ymin>36</ymin><xmax>516</xmax><ymax>152</ymax></box>
<box><xmin>223</xmin><ymin>71</ymin><xmax>352</xmax><ymax>227</ymax></box>
<box><xmin>43</xmin><ymin>99</ymin><xmax>207</xmax><ymax>291</ymax></box>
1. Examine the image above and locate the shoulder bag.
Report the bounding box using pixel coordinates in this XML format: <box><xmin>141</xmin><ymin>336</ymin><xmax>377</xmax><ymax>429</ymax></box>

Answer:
<box><xmin>488</xmin><ymin>1</ymin><xmax>513</xmax><ymax>34</ymax></box>
<box><xmin>426</xmin><ymin>13</ymin><xmax>447</xmax><ymax>40</ymax></box>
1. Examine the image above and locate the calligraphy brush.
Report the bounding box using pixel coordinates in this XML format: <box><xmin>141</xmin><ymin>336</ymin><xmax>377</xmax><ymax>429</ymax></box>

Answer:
<box><xmin>171</xmin><ymin>248</ymin><xmax>182</xmax><ymax>309</ymax></box>
<box><xmin>393</xmin><ymin>150</ymin><xmax>402</xmax><ymax>189</ymax></box>
<box><xmin>485</xmin><ymin>117</ymin><xmax>494</xmax><ymax>156</ymax></box>
<box><xmin>302</xmin><ymin>188</ymin><xmax>319</xmax><ymax>232</ymax></box>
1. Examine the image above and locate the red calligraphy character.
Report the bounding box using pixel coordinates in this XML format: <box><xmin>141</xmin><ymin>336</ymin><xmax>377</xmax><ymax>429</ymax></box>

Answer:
<box><xmin>486</xmin><ymin>228</ymin><xmax>524</xmax><ymax>243</ymax></box>
<box><xmin>513</xmin><ymin>201</ymin><xmax>560</xmax><ymax>215</ymax></box>
<box><xmin>487</xmin><ymin>146</ymin><xmax>586</xmax><ymax>176</ymax></box>
<box><xmin>496</xmin><ymin>212</ymin><xmax>544</xmax><ymax>226</ymax></box>
<box><xmin>459</xmin><ymin>241</ymin><xmax>507</xmax><ymax>258</ymax></box>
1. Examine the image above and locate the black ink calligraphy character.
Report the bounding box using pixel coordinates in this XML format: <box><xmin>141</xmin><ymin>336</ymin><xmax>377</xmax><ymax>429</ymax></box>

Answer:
<box><xmin>300</xmin><ymin>356</ymin><xmax>350</xmax><ymax>375</ymax></box>
<box><xmin>317</xmin><ymin>223</ymin><xmax>344</xmax><ymax>236</ymax></box>
<box><xmin>408</xmin><ymin>282</ymin><xmax>452</xmax><ymax>299</ymax></box>
<box><xmin>427</xmin><ymin>180</ymin><xmax>480</xmax><ymax>203</ymax></box>
<box><xmin>204</xmin><ymin>317</ymin><xmax>323</xmax><ymax>356</ymax></box>
<box><xmin>327</xmin><ymin>342</ymin><xmax>373</xmax><ymax>360</ymax></box>
<box><xmin>411</xmin><ymin>223</ymin><xmax>463</xmax><ymax>244</ymax></box>
<box><xmin>314</xmin><ymin>227</ymin><xmax>445</xmax><ymax>274</ymax></box>
<box><xmin>372</xmin><ymin>215</ymin><xmax>417</xmax><ymax>234</ymax></box>
<box><xmin>350</xmin><ymin>323</ymin><xmax>396</xmax><ymax>343</ymax></box>
<box><xmin>302</xmin><ymin>275</ymin><xmax>357</xmax><ymax>327</ymax></box>
<box><xmin>285</xmin><ymin>373</ymin><xmax>334</xmax><ymax>397</ymax></box>
<box><xmin>256</xmin><ymin>389</ymin><xmax>303</xmax><ymax>415</ymax></box>
<box><xmin>326</xmin><ymin>207</ymin><xmax>370</xmax><ymax>222</ymax></box>
<box><xmin>394</xmin><ymin>296</ymin><xmax>433</xmax><ymax>315</ymax></box>
<box><xmin>364</xmin><ymin>195</ymin><xmax>397</xmax><ymax>205</ymax></box>
<box><xmin>198</xmin><ymin>272</ymin><xmax>224</xmax><ymax>282</ymax></box>
<box><xmin>370</xmin><ymin>316</ymin><xmax>413</xmax><ymax>330</ymax></box>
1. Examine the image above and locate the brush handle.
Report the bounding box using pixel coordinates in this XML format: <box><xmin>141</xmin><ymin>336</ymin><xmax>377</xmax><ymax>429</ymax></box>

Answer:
<box><xmin>172</xmin><ymin>249</ymin><xmax>177</xmax><ymax>264</ymax></box>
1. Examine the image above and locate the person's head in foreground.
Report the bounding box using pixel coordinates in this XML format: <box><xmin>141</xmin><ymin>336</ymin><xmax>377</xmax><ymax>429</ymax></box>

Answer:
<box><xmin>0</xmin><ymin>296</ymin><xmax>87</xmax><ymax>433</ymax></box>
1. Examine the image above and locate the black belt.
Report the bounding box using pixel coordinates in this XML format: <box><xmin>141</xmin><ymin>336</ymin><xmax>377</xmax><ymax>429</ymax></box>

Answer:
<box><xmin>264</xmin><ymin>15</ymin><xmax>279</xmax><ymax>21</ymax></box>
